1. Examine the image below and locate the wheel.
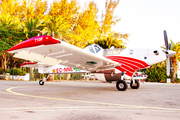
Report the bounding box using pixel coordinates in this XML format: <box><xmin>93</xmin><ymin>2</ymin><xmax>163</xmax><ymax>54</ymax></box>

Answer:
<box><xmin>39</xmin><ymin>80</ymin><xmax>44</xmax><ymax>85</ymax></box>
<box><xmin>116</xmin><ymin>80</ymin><xmax>128</xmax><ymax>91</ymax></box>
<box><xmin>130</xmin><ymin>80</ymin><xmax>140</xmax><ymax>89</ymax></box>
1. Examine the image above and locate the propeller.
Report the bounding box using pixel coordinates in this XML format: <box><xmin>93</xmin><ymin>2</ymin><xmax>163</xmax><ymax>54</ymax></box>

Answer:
<box><xmin>164</xmin><ymin>30</ymin><xmax>169</xmax><ymax>50</ymax></box>
<box><xmin>163</xmin><ymin>30</ymin><xmax>175</xmax><ymax>76</ymax></box>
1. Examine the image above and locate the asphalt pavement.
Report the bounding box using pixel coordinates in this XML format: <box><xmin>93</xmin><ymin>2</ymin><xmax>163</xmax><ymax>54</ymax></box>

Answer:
<box><xmin>0</xmin><ymin>80</ymin><xmax>180</xmax><ymax>120</ymax></box>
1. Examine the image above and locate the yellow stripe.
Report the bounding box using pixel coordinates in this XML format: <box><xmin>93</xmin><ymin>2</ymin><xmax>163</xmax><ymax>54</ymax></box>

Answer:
<box><xmin>0</xmin><ymin>91</ymin><xmax>14</xmax><ymax>95</ymax></box>
<box><xmin>6</xmin><ymin>86</ymin><xmax>180</xmax><ymax>112</ymax></box>
<box><xmin>0</xmin><ymin>106</ymin><xmax>133</xmax><ymax>111</ymax></box>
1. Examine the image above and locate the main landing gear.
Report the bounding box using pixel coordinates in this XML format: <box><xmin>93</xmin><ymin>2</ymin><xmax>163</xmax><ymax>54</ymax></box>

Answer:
<box><xmin>39</xmin><ymin>80</ymin><xmax>44</xmax><ymax>85</ymax></box>
<box><xmin>116</xmin><ymin>79</ymin><xmax>140</xmax><ymax>91</ymax></box>
<box><xmin>116</xmin><ymin>80</ymin><xmax>128</xmax><ymax>91</ymax></box>
<box><xmin>130</xmin><ymin>79</ymin><xmax>140</xmax><ymax>89</ymax></box>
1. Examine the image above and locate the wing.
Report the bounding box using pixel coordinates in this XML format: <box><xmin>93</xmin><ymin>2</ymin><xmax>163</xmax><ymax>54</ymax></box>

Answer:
<box><xmin>20</xmin><ymin>62</ymin><xmax>52</xmax><ymax>68</ymax></box>
<box><xmin>7</xmin><ymin>35</ymin><xmax>121</xmax><ymax>72</ymax></box>
<box><xmin>20</xmin><ymin>62</ymin><xmax>87</xmax><ymax>74</ymax></box>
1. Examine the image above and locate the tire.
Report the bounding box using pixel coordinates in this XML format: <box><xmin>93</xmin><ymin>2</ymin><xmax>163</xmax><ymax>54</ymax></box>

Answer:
<box><xmin>130</xmin><ymin>80</ymin><xmax>140</xmax><ymax>89</ymax></box>
<box><xmin>116</xmin><ymin>80</ymin><xmax>128</xmax><ymax>91</ymax></box>
<box><xmin>39</xmin><ymin>80</ymin><xmax>44</xmax><ymax>85</ymax></box>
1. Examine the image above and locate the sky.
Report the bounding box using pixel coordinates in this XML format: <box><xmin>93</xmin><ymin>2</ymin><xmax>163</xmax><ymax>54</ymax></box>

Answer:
<box><xmin>47</xmin><ymin>0</ymin><xmax>180</xmax><ymax>49</ymax></box>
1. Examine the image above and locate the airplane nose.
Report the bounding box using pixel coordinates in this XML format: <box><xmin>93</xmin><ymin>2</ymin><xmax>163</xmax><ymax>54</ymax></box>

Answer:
<box><xmin>163</xmin><ymin>50</ymin><xmax>176</xmax><ymax>57</ymax></box>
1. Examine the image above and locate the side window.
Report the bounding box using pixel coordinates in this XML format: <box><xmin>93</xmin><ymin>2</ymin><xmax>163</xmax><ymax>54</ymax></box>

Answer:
<box><xmin>130</xmin><ymin>50</ymin><xmax>133</xmax><ymax>55</ymax></box>
<box><xmin>89</xmin><ymin>47</ymin><xmax>95</xmax><ymax>53</ymax></box>
<box><xmin>94</xmin><ymin>45</ymin><xmax>101</xmax><ymax>53</ymax></box>
<box><xmin>153</xmin><ymin>50</ymin><xmax>159</xmax><ymax>55</ymax></box>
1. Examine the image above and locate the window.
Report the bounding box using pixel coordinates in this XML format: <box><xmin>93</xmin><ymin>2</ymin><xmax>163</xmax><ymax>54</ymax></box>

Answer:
<box><xmin>130</xmin><ymin>50</ymin><xmax>133</xmax><ymax>54</ymax></box>
<box><xmin>94</xmin><ymin>45</ymin><xmax>101</xmax><ymax>53</ymax></box>
<box><xmin>89</xmin><ymin>47</ymin><xmax>95</xmax><ymax>53</ymax></box>
<box><xmin>154</xmin><ymin>50</ymin><xmax>159</xmax><ymax>55</ymax></box>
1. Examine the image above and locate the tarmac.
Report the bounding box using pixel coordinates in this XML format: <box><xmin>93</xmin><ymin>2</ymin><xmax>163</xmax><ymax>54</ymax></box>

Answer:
<box><xmin>0</xmin><ymin>80</ymin><xmax>180</xmax><ymax>120</ymax></box>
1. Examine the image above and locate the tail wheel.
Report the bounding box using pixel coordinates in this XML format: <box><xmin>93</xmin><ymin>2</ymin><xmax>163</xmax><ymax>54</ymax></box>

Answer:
<box><xmin>130</xmin><ymin>80</ymin><xmax>140</xmax><ymax>89</ymax></box>
<box><xmin>39</xmin><ymin>80</ymin><xmax>44</xmax><ymax>85</ymax></box>
<box><xmin>116</xmin><ymin>80</ymin><xmax>128</xmax><ymax>91</ymax></box>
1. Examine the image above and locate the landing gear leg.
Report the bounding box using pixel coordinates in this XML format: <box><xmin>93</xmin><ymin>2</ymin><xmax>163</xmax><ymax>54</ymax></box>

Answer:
<box><xmin>116</xmin><ymin>80</ymin><xmax>128</xmax><ymax>91</ymax></box>
<box><xmin>39</xmin><ymin>80</ymin><xmax>44</xmax><ymax>85</ymax></box>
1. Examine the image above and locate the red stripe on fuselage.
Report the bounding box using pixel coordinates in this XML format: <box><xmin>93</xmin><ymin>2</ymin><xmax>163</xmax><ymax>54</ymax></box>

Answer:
<box><xmin>106</xmin><ymin>56</ymin><xmax>149</xmax><ymax>72</ymax></box>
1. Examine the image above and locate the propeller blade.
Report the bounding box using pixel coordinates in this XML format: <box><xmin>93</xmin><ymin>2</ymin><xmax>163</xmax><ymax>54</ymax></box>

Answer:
<box><xmin>166</xmin><ymin>57</ymin><xmax>170</xmax><ymax>76</ymax></box>
<box><xmin>163</xmin><ymin>30</ymin><xmax>173</xmax><ymax>76</ymax></box>
<box><xmin>163</xmin><ymin>30</ymin><xmax>169</xmax><ymax>50</ymax></box>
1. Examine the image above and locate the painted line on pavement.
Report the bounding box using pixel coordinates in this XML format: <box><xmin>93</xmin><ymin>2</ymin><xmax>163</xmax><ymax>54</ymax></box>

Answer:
<box><xmin>0</xmin><ymin>91</ymin><xmax>15</xmax><ymax>95</ymax></box>
<box><xmin>0</xmin><ymin>106</ymin><xmax>134</xmax><ymax>111</ymax></box>
<box><xmin>6</xmin><ymin>86</ymin><xmax>180</xmax><ymax>112</ymax></box>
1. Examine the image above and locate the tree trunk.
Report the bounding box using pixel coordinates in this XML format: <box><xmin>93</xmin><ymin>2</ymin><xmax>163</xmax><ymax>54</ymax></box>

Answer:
<box><xmin>171</xmin><ymin>66</ymin><xmax>176</xmax><ymax>83</ymax></box>
<box><xmin>30</xmin><ymin>68</ymin><xmax>34</xmax><ymax>80</ymax></box>
<box><xmin>1</xmin><ymin>51</ymin><xmax>6</xmax><ymax>71</ymax></box>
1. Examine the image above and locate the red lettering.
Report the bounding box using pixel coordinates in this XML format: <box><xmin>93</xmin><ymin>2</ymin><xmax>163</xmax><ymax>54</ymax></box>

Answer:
<box><xmin>64</xmin><ymin>67</ymin><xmax>68</xmax><ymax>72</ymax></box>
<box><xmin>63</xmin><ymin>67</ymin><xmax>73</xmax><ymax>72</ymax></box>
<box><xmin>54</xmin><ymin>67</ymin><xmax>73</xmax><ymax>73</ymax></box>
<box><xmin>56</xmin><ymin>68</ymin><xmax>59</xmax><ymax>73</ymax></box>
<box><xmin>59</xmin><ymin>68</ymin><xmax>62</xmax><ymax>73</ymax></box>
<box><xmin>67</xmin><ymin>67</ymin><xmax>73</xmax><ymax>72</ymax></box>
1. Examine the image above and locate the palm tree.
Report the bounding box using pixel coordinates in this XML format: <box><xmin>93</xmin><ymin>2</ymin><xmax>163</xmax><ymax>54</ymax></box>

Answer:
<box><xmin>41</xmin><ymin>15</ymin><xmax>72</xmax><ymax>39</ymax></box>
<box><xmin>93</xmin><ymin>33</ymin><xmax>127</xmax><ymax>49</ymax></box>
<box><xmin>21</xmin><ymin>17</ymin><xmax>43</xmax><ymax>38</ymax></box>
<box><xmin>169</xmin><ymin>40</ymin><xmax>180</xmax><ymax>82</ymax></box>
<box><xmin>21</xmin><ymin>17</ymin><xmax>43</xmax><ymax>79</ymax></box>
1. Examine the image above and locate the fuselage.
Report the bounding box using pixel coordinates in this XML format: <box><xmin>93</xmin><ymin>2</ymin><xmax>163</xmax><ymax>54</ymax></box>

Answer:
<box><xmin>85</xmin><ymin>44</ymin><xmax>167</xmax><ymax>82</ymax></box>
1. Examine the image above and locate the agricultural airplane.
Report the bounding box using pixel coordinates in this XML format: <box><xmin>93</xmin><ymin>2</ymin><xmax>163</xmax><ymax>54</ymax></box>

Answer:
<box><xmin>7</xmin><ymin>30</ymin><xmax>175</xmax><ymax>91</ymax></box>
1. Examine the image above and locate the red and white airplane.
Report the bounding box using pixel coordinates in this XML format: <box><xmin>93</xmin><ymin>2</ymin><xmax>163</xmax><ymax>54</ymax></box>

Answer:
<box><xmin>7</xmin><ymin>30</ymin><xmax>175</xmax><ymax>91</ymax></box>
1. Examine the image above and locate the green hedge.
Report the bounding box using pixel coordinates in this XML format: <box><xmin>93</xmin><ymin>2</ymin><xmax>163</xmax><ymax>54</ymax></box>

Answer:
<box><xmin>0</xmin><ymin>69</ymin><xmax>9</xmax><ymax>74</ymax></box>
<box><xmin>9</xmin><ymin>68</ymin><xmax>26</xmax><ymax>76</ymax></box>
<box><xmin>0</xmin><ymin>69</ymin><xmax>3</xmax><ymax>74</ymax></box>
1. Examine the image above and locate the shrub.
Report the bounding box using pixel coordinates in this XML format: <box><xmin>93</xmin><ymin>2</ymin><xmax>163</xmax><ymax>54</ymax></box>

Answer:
<box><xmin>10</xmin><ymin>68</ymin><xmax>26</xmax><ymax>76</ymax></box>
<box><xmin>174</xmin><ymin>78</ymin><xmax>180</xmax><ymax>83</ymax></box>
<box><xmin>142</xmin><ymin>63</ymin><xmax>168</xmax><ymax>82</ymax></box>
<box><xmin>20</xmin><ymin>70</ymin><xmax>26</xmax><ymax>76</ymax></box>
<box><xmin>54</xmin><ymin>74</ymin><xmax>58</xmax><ymax>80</ymax></box>
<box><xmin>4</xmin><ymin>69</ymin><xmax>9</xmax><ymax>73</ymax></box>
<box><xmin>0</xmin><ymin>69</ymin><xmax>4</xmax><ymax>74</ymax></box>
<box><xmin>61</xmin><ymin>74</ymin><xmax>65</xmax><ymax>80</ymax></box>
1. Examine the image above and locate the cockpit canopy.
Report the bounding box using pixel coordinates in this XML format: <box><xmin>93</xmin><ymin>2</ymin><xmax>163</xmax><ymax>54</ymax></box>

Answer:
<box><xmin>84</xmin><ymin>44</ymin><xmax>103</xmax><ymax>56</ymax></box>
<box><xmin>84</xmin><ymin>44</ymin><xmax>124</xmax><ymax>56</ymax></box>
